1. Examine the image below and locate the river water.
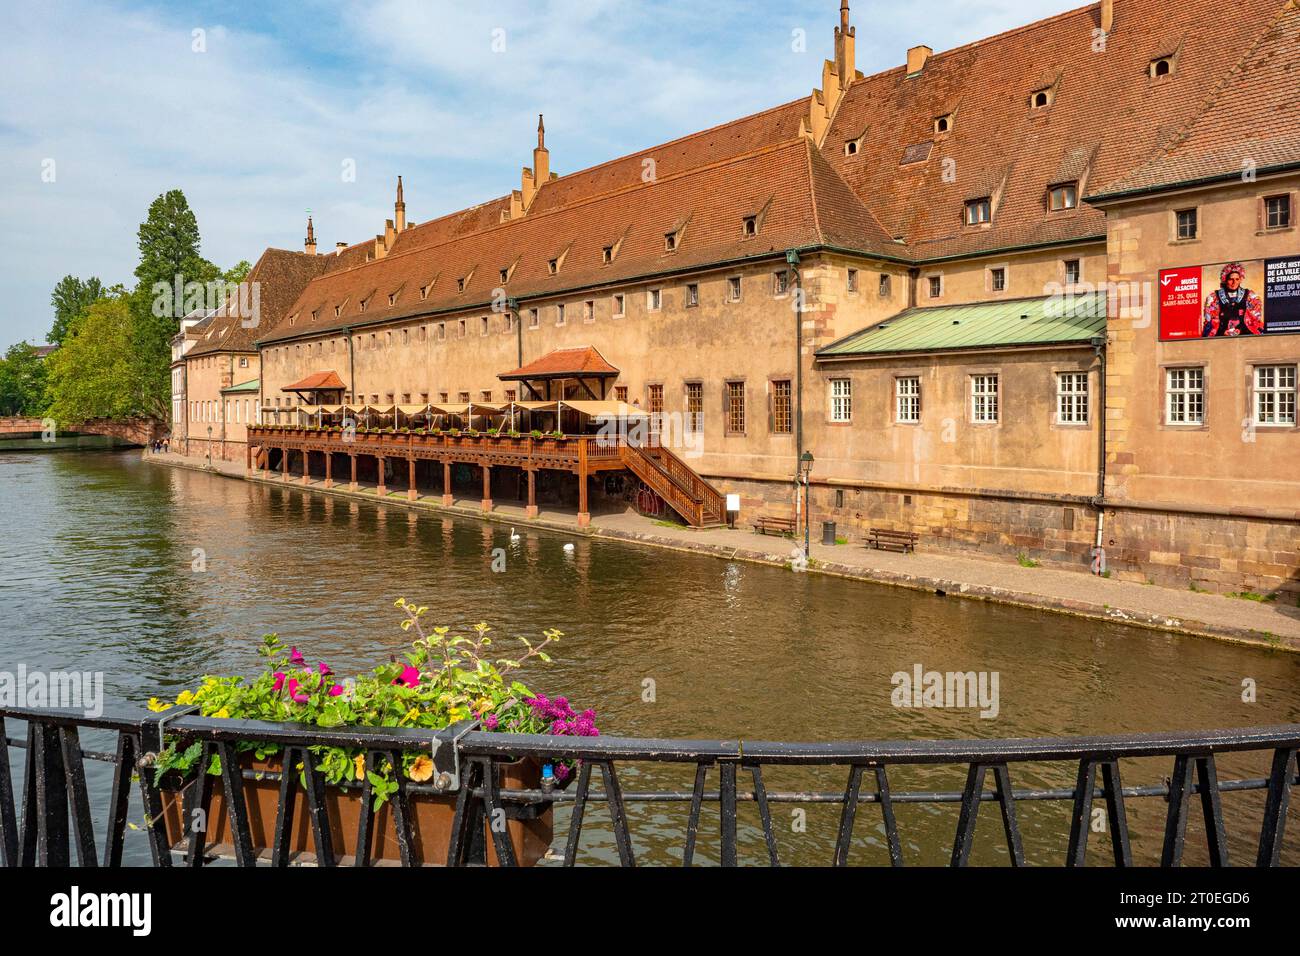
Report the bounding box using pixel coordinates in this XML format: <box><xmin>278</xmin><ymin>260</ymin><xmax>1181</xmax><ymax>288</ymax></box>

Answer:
<box><xmin>2</xmin><ymin>450</ymin><xmax>1298</xmax><ymax>866</ymax></box>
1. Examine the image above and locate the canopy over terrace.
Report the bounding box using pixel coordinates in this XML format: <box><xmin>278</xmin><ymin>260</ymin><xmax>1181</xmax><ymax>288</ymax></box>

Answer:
<box><xmin>498</xmin><ymin>346</ymin><xmax>620</xmax><ymax>400</ymax></box>
<box><xmin>282</xmin><ymin>370</ymin><xmax>346</xmax><ymax>405</ymax></box>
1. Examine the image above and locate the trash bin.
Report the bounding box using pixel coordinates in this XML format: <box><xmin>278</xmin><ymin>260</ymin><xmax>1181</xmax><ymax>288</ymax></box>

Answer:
<box><xmin>822</xmin><ymin>521</ymin><xmax>837</xmax><ymax>546</ymax></box>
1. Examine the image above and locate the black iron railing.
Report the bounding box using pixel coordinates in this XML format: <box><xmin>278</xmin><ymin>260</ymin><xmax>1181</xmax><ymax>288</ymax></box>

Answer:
<box><xmin>1</xmin><ymin>705</ymin><xmax>1297</xmax><ymax>867</ymax></box>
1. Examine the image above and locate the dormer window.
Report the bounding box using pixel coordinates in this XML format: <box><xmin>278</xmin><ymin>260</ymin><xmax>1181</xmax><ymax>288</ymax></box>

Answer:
<box><xmin>1048</xmin><ymin>182</ymin><xmax>1078</xmax><ymax>212</ymax></box>
<box><xmin>743</xmin><ymin>216</ymin><xmax>757</xmax><ymax>237</ymax></box>
<box><xmin>457</xmin><ymin>277</ymin><xmax>466</xmax><ymax>293</ymax></box>
<box><xmin>387</xmin><ymin>293</ymin><xmax>397</xmax><ymax>306</ymax></box>
<box><xmin>499</xmin><ymin>268</ymin><xmax>509</xmax><ymax>284</ymax></box>
<box><xmin>1151</xmin><ymin>56</ymin><xmax>1174</xmax><ymax>78</ymax></box>
<box><xmin>358</xmin><ymin>299</ymin><xmax>366</xmax><ymax>314</ymax></box>
<box><xmin>334</xmin><ymin>305</ymin><xmax>342</xmax><ymax>317</ymax></box>
<box><xmin>965</xmin><ymin>198</ymin><xmax>992</xmax><ymax>225</ymax></box>
<box><xmin>664</xmin><ymin>231</ymin><xmax>678</xmax><ymax>253</ymax></box>
<box><xmin>844</xmin><ymin>140</ymin><xmax>859</xmax><ymax>156</ymax></box>
<box><xmin>602</xmin><ymin>245</ymin><xmax>613</xmax><ymax>264</ymax></box>
<box><xmin>548</xmin><ymin>258</ymin><xmax>559</xmax><ymax>275</ymax></box>
<box><xmin>1031</xmin><ymin>88</ymin><xmax>1051</xmax><ymax>109</ymax></box>
<box><xmin>420</xmin><ymin>284</ymin><xmax>430</xmax><ymax>300</ymax></box>
<box><xmin>934</xmin><ymin>114</ymin><xmax>952</xmax><ymax>135</ymax></box>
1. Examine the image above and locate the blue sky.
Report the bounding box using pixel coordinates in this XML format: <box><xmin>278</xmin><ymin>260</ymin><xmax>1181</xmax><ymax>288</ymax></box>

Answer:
<box><xmin>0</xmin><ymin>0</ymin><xmax>1078</xmax><ymax>348</ymax></box>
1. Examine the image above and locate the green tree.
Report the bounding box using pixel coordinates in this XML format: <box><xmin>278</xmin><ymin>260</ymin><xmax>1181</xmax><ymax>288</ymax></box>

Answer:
<box><xmin>223</xmin><ymin>260</ymin><xmax>252</xmax><ymax>286</ymax></box>
<box><xmin>131</xmin><ymin>190</ymin><xmax>219</xmax><ymax>421</ymax></box>
<box><xmin>44</xmin><ymin>296</ymin><xmax>142</xmax><ymax>424</ymax></box>
<box><xmin>0</xmin><ymin>343</ymin><xmax>51</xmax><ymax>417</ymax></box>
<box><xmin>48</xmin><ymin>275</ymin><xmax>105</xmax><ymax>346</ymax></box>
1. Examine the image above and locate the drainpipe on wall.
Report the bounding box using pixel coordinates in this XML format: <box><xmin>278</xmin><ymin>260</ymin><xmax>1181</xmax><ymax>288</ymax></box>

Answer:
<box><xmin>345</xmin><ymin>326</ymin><xmax>356</xmax><ymax>406</ymax></box>
<box><xmin>1091</xmin><ymin>334</ymin><xmax>1107</xmax><ymax>574</ymax></box>
<box><xmin>787</xmin><ymin>249</ymin><xmax>804</xmax><ymax>520</ymax></box>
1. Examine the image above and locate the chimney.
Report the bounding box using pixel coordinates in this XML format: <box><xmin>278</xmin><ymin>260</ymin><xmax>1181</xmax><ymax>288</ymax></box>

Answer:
<box><xmin>835</xmin><ymin>0</ymin><xmax>856</xmax><ymax>85</ymax></box>
<box><xmin>394</xmin><ymin>175</ymin><xmax>406</xmax><ymax>232</ymax></box>
<box><xmin>520</xmin><ymin>114</ymin><xmax>551</xmax><ymax>212</ymax></box>
<box><xmin>906</xmin><ymin>45</ymin><xmax>932</xmax><ymax>75</ymax></box>
<box><xmin>335</xmin><ymin>242</ymin><xmax>347</xmax><ymax>254</ymax></box>
<box><xmin>384</xmin><ymin>217</ymin><xmax>396</xmax><ymax>248</ymax></box>
<box><xmin>1100</xmin><ymin>0</ymin><xmax>1114</xmax><ymax>33</ymax></box>
<box><xmin>304</xmin><ymin>215</ymin><xmax>316</xmax><ymax>256</ymax></box>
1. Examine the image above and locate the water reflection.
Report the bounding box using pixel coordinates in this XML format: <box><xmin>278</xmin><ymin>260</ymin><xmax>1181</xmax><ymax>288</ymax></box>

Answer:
<box><xmin>1</xmin><ymin>451</ymin><xmax>1298</xmax><ymax>865</ymax></box>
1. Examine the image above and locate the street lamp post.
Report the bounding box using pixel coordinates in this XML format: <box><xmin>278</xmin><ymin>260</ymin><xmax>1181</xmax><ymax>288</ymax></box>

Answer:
<box><xmin>206</xmin><ymin>425</ymin><xmax>213</xmax><ymax>469</ymax></box>
<box><xmin>799</xmin><ymin>450</ymin><xmax>814</xmax><ymax>559</ymax></box>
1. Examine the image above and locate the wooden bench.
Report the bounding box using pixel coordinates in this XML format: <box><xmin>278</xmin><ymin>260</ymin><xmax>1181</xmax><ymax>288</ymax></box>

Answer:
<box><xmin>868</xmin><ymin>528</ymin><xmax>919</xmax><ymax>553</ymax></box>
<box><xmin>753</xmin><ymin>515</ymin><xmax>797</xmax><ymax>538</ymax></box>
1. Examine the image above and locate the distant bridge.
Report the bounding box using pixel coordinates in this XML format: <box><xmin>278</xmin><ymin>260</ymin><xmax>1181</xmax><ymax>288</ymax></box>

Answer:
<box><xmin>0</xmin><ymin>417</ymin><xmax>161</xmax><ymax>448</ymax></box>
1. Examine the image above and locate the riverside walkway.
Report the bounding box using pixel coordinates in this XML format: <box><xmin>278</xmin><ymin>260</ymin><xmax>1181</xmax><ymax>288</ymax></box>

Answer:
<box><xmin>145</xmin><ymin>449</ymin><xmax>1300</xmax><ymax>650</ymax></box>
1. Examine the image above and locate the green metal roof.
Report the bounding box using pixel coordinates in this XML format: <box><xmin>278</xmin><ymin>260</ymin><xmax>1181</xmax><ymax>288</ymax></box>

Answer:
<box><xmin>221</xmin><ymin>378</ymin><xmax>260</xmax><ymax>394</ymax></box>
<box><xmin>817</xmin><ymin>293</ymin><xmax>1106</xmax><ymax>358</ymax></box>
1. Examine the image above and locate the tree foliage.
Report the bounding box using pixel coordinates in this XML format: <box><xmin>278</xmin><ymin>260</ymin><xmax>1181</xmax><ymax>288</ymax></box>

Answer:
<box><xmin>48</xmin><ymin>275</ymin><xmax>104</xmax><ymax>346</ymax></box>
<box><xmin>44</xmin><ymin>296</ymin><xmax>141</xmax><ymax>424</ymax></box>
<box><xmin>0</xmin><ymin>343</ymin><xmax>50</xmax><ymax>417</ymax></box>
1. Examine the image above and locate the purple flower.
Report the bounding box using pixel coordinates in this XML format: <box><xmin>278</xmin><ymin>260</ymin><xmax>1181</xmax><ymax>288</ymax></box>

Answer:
<box><xmin>554</xmin><ymin>763</ymin><xmax>571</xmax><ymax>782</ymax></box>
<box><xmin>484</xmin><ymin>714</ymin><xmax>499</xmax><ymax>730</ymax></box>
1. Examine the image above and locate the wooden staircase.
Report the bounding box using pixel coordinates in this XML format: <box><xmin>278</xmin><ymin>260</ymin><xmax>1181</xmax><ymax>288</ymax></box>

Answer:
<box><xmin>619</xmin><ymin>441</ymin><xmax>726</xmax><ymax>528</ymax></box>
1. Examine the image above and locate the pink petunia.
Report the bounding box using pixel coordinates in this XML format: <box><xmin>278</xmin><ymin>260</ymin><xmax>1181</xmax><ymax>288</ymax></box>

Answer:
<box><xmin>289</xmin><ymin>647</ymin><xmax>305</xmax><ymax>665</ymax></box>
<box><xmin>272</xmin><ymin>672</ymin><xmax>286</xmax><ymax>692</ymax></box>
<box><xmin>318</xmin><ymin>661</ymin><xmax>332</xmax><ymax>676</ymax></box>
<box><xmin>391</xmin><ymin>664</ymin><xmax>420</xmax><ymax>688</ymax></box>
<box><xmin>328</xmin><ymin>684</ymin><xmax>344</xmax><ymax>697</ymax></box>
<box><xmin>285</xmin><ymin>678</ymin><xmax>310</xmax><ymax>704</ymax></box>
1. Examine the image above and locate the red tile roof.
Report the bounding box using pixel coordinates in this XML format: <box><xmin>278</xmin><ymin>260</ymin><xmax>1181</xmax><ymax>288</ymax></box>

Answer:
<box><xmin>189</xmin><ymin>248</ymin><xmax>330</xmax><ymax>357</ymax></box>
<box><xmin>261</xmin><ymin>137</ymin><xmax>897</xmax><ymax>344</ymax></box>
<box><xmin>1093</xmin><ymin>0</ymin><xmax>1300</xmax><ymax>199</ymax></box>
<box><xmin>821</xmin><ymin>0</ymin><xmax>1288</xmax><ymax>259</ymax></box>
<box><xmin>282</xmin><ymin>370</ymin><xmax>346</xmax><ymax>392</ymax></box>
<box><xmin>500</xmin><ymin>347</ymin><xmax>619</xmax><ymax>381</ymax></box>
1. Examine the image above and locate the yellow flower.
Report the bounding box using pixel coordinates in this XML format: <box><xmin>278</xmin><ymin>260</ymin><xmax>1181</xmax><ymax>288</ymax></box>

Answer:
<box><xmin>403</xmin><ymin>707</ymin><xmax>421</xmax><ymax>724</ymax></box>
<box><xmin>146</xmin><ymin>697</ymin><xmax>172</xmax><ymax>713</ymax></box>
<box><xmin>408</xmin><ymin>755</ymin><xmax>434</xmax><ymax>782</ymax></box>
<box><xmin>474</xmin><ymin>698</ymin><xmax>494</xmax><ymax>715</ymax></box>
<box><xmin>212</xmin><ymin>707</ymin><xmax>230</xmax><ymax>719</ymax></box>
<box><xmin>354</xmin><ymin>754</ymin><xmax>366</xmax><ymax>781</ymax></box>
<box><xmin>176</xmin><ymin>690</ymin><xmax>196</xmax><ymax>706</ymax></box>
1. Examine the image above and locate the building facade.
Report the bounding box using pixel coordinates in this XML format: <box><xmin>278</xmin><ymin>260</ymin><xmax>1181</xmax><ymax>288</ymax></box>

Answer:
<box><xmin>188</xmin><ymin>0</ymin><xmax>1296</xmax><ymax>598</ymax></box>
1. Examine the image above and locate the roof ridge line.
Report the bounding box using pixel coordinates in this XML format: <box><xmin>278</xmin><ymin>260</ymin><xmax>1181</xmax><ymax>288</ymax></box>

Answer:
<box><xmin>307</xmin><ymin>138</ymin><xmax>814</xmax><ymax>282</ymax></box>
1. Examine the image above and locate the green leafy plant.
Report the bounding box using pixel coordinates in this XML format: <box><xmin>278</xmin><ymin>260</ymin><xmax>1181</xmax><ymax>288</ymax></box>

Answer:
<box><xmin>148</xmin><ymin>600</ymin><xmax>599</xmax><ymax>808</ymax></box>
<box><xmin>530</xmin><ymin>429</ymin><xmax>544</xmax><ymax>439</ymax></box>
<box><xmin>1016</xmin><ymin>552</ymin><xmax>1040</xmax><ymax>569</ymax></box>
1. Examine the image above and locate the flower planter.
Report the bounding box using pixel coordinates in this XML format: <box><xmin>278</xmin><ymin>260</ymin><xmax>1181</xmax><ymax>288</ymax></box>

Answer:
<box><xmin>159</xmin><ymin>754</ymin><xmax>553</xmax><ymax>867</ymax></box>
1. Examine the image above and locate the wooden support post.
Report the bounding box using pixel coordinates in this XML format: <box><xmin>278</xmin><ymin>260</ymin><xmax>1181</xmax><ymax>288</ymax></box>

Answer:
<box><xmin>481</xmin><ymin>465</ymin><xmax>493</xmax><ymax>512</ymax></box>
<box><xmin>576</xmin><ymin>446</ymin><xmax>590</xmax><ymax>528</ymax></box>
<box><xmin>349</xmin><ymin>455</ymin><xmax>358</xmax><ymax>492</ymax></box>
<box><xmin>301</xmin><ymin>449</ymin><xmax>311</xmax><ymax>485</ymax></box>
<box><xmin>281</xmin><ymin>447</ymin><xmax>290</xmax><ymax>482</ymax></box>
<box><xmin>526</xmin><ymin>469</ymin><xmax>538</xmax><ymax>518</ymax></box>
<box><xmin>408</xmin><ymin>457</ymin><xmax>418</xmax><ymax>501</ymax></box>
<box><xmin>442</xmin><ymin>461</ymin><xmax>453</xmax><ymax>507</ymax></box>
<box><xmin>376</xmin><ymin>455</ymin><xmax>386</xmax><ymax>497</ymax></box>
<box><xmin>324</xmin><ymin>452</ymin><xmax>333</xmax><ymax>489</ymax></box>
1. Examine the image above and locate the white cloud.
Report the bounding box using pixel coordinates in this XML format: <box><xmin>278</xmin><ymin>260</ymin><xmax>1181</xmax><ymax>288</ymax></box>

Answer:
<box><xmin>0</xmin><ymin>0</ymin><xmax>1072</xmax><ymax>346</ymax></box>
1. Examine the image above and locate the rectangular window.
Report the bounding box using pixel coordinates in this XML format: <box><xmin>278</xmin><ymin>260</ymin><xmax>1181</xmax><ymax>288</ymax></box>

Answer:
<box><xmin>772</xmin><ymin>380</ymin><xmax>792</xmax><ymax>434</ymax></box>
<box><xmin>1064</xmin><ymin>259</ymin><xmax>1082</xmax><ymax>285</ymax></box>
<box><xmin>647</xmin><ymin>289</ymin><xmax>661</xmax><ymax>311</ymax></box>
<box><xmin>584</xmin><ymin>300</ymin><xmax>595</xmax><ymax>323</ymax></box>
<box><xmin>480</xmin><ymin>316</ymin><xmax>489</xmax><ymax>335</ymax></box>
<box><xmin>1265</xmin><ymin>195</ymin><xmax>1292</xmax><ymax>230</ymax></box>
<box><xmin>685</xmin><ymin>284</ymin><xmax>699</xmax><ymax>307</ymax></box>
<box><xmin>725</xmin><ymin>382</ymin><xmax>746</xmax><ymax>434</ymax></box>
<box><xmin>613</xmin><ymin>294</ymin><xmax>625</xmax><ymax>317</ymax></box>
<box><xmin>437</xmin><ymin>323</ymin><xmax>446</xmax><ymax>341</ymax></box>
<box><xmin>879</xmin><ymin>273</ymin><xmax>891</xmax><ymax>297</ymax></box>
<box><xmin>481</xmin><ymin>390</ymin><xmax>493</xmax><ymax>403</ymax></box>
<box><xmin>830</xmin><ymin>379</ymin><xmax>852</xmax><ymax>422</ymax></box>
<box><xmin>847</xmin><ymin>269</ymin><xmax>858</xmax><ymax>293</ymax></box>
<box><xmin>615</xmin><ymin>386</ymin><xmax>628</xmax><ymax>403</ymax></box>
<box><xmin>965</xmin><ymin>198</ymin><xmax>991</xmax><ymax>225</ymax></box>
<box><xmin>1254</xmin><ymin>365</ymin><xmax>1297</xmax><ymax>425</ymax></box>
<box><xmin>686</xmin><ymin>383</ymin><xmax>704</xmax><ymax>432</ymax></box>
<box><xmin>556</xmin><ymin>303</ymin><xmax>566</xmax><ymax>326</ymax></box>
<box><xmin>1056</xmin><ymin>372</ymin><xmax>1089</xmax><ymax>424</ymax></box>
<box><xmin>529</xmin><ymin>309</ymin><xmax>539</xmax><ymax>328</ymax></box>
<box><xmin>896</xmin><ymin>377</ymin><xmax>920</xmax><ymax>423</ymax></box>
<box><xmin>1176</xmin><ymin>208</ymin><xmax>1198</xmax><ymax>240</ymax></box>
<box><xmin>773</xmin><ymin>271</ymin><xmax>789</xmax><ymax>296</ymax></box>
<box><xmin>457</xmin><ymin>319</ymin><xmax>466</xmax><ymax>338</ymax></box>
<box><xmin>648</xmin><ymin>384</ymin><xmax>664</xmax><ymax>415</ymax></box>
<box><xmin>1170</xmin><ymin>369</ymin><xmax>1206</xmax><ymax>424</ymax></box>
<box><xmin>990</xmin><ymin>267</ymin><xmax>1006</xmax><ymax>292</ymax></box>
<box><xmin>928</xmin><ymin>276</ymin><xmax>942</xmax><ymax>298</ymax></box>
<box><xmin>727</xmin><ymin>277</ymin><xmax>742</xmax><ymax>302</ymax></box>
<box><xmin>971</xmin><ymin>375</ymin><xmax>999</xmax><ymax>423</ymax></box>
<box><xmin>1048</xmin><ymin>183</ymin><xmax>1078</xmax><ymax>211</ymax></box>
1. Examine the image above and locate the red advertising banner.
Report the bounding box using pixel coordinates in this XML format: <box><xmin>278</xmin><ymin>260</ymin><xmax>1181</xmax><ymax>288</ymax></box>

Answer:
<box><xmin>1157</xmin><ymin>266</ymin><xmax>1203</xmax><ymax>340</ymax></box>
<box><xmin>1158</xmin><ymin>257</ymin><xmax>1300</xmax><ymax>341</ymax></box>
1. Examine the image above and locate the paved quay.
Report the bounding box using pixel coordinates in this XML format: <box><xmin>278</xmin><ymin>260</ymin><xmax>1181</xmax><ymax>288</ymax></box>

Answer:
<box><xmin>144</xmin><ymin>451</ymin><xmax>1300</xmax><ymax>651</ymax></box>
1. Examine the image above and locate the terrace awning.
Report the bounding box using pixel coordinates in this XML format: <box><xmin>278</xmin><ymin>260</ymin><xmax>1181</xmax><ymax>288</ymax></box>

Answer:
<box><xmin>563</xmin><ymin>400</ymin><xmax>649</xmax><ymax>418</ymax></box>
<box><xmin>283</xmin><ymin>371</ymin><xmax>346</xmax><ymax>392</ymax></box>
